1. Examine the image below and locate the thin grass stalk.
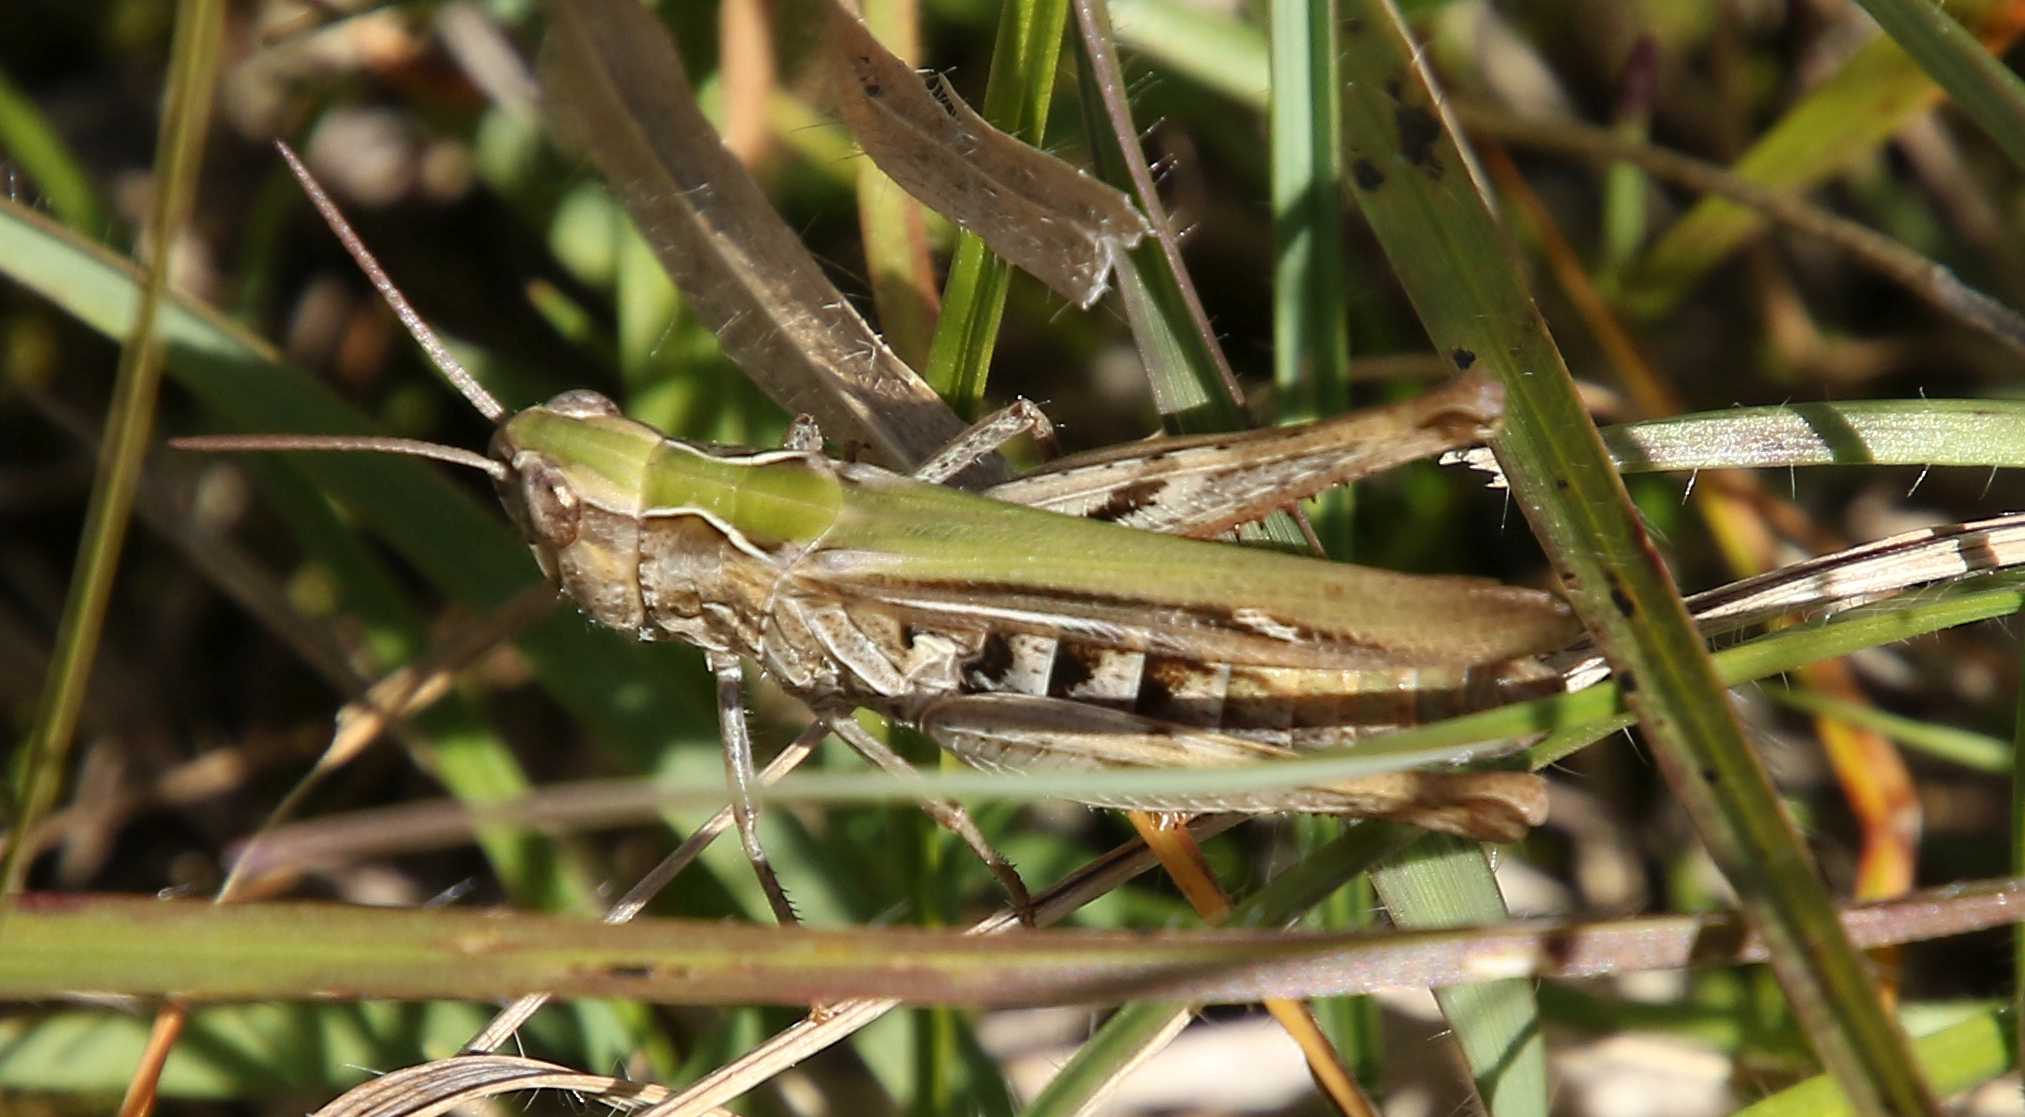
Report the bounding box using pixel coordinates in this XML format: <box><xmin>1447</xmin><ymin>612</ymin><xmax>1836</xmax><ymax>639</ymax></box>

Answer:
<box><xmin>1268</xmin><ymin>0</ymin><xmax>1352</xmax><ymax>558</ymax></box>
<box><xmin>921</xmin><ymin>0</ymin><xmax>1068</xmax><ymax>416</ymax></box>
<box><xmin>1332</xmin><ymin>2</ymin><xmax>1939</xmax><ymax>1112</ymax></box>
<box><xmin>3</xmin><ymin>0</ymin><xmax>223</xmax><ymax>899</ymax></box>
<box><xmin>1767</xmin><ymin>686</ymin><xmax>2010</xmax><ymax>774</ymax></box>
<box><xmin>2014</xmin><ymin>633</ymin><xmax>2025</xmax><ymax>1084</ymax></box>
<box><xmin>1265</xmin><ymin>8</ymin><xmax>1372</xmax><ymax>1083</ymax></box>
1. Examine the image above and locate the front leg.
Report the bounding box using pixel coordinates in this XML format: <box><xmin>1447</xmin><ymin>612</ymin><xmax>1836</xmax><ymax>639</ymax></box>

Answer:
<box><xmin>913</xmin><ymin>399</ymin><xmax>1057</xmax><ymax>484</ymax></box>
<box><xmin>709</xmin><ymin>651</ymin><xmax>801</xmax><ymax>925</ymax></box>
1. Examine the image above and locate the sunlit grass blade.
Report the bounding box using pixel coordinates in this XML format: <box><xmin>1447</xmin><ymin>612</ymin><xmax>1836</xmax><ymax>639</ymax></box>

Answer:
<box><xmin>1371</xmin><ymin>837</ymin><xmax>1545</xmax><ymax>1116</ymax></box>
<box><xmin>1332</xmin><ymin>2</ymin><xmax>1938</xmax><ymax>1112</ymax></box>
<box><xmin>1731</xmin><ymin>1008</ymin><xmax>2017</xmax><ymax>1117</ymax></box>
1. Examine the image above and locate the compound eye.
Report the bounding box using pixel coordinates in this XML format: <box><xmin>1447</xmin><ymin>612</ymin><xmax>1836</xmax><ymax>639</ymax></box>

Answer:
<box><xmin>545</xmin><ymin>389</ymin><xmax>621</xmax><ymax>418</ymax></box>
<box><xmin>514</xmin><ymin>453</ymin><xmax>581</xmax><ymax>548</ymax></box>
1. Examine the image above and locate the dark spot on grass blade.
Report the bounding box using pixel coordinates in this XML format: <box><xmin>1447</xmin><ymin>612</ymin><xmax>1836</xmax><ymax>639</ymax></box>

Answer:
<box><xmin>1396</xmin><ymin>104</ymin><xmax>1443</xmax><ymax>175</ymax></box>
<box><xmin>1610</xmin><ymin>585</ymin><xmax>1636</xmax><ymax>617</ymax></box>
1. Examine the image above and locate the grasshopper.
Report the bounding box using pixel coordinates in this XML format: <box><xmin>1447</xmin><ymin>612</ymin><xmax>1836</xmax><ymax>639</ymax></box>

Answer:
<box><xmin>181</xmin><ymin>146</ymin><xmax>1582</xmax><ymax>923</ymax></box>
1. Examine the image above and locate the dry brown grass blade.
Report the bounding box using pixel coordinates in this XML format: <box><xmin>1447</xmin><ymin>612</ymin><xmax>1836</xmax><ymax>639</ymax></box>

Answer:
<box><xmin>311</xmin><ymin>1054</ymin><xmax>728</xmax><ymax>1117</ymax></box>
<box><xmin>539</xmin><ymin>0</ymin><xmax>969</xmax><ymax>471</ymax></box>
<box><xmin>825</xmin><ymin>0</ymin><xmax>1147</xmax><ymax>307</ymax></box>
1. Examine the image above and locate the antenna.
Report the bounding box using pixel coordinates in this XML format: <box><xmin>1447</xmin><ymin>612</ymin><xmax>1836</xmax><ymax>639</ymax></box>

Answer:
<box><xmin>275</xmin><ymin>140</ymin><xmax>507</xmax><ymax>424</ymax></box>
<box><xmin>170</xmin><ymin>434</ymin><xmax>511</xmax><ymax>480</ymax></box>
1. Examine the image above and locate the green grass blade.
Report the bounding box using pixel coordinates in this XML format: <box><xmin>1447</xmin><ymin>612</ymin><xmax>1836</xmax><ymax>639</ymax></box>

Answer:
<box><xmin>1621</xmin><ymin>0</ymin><xmax>2021</xmax><ymax>313</ymax></box>
<box><xmin>1766</xmin><ymin>685</ymin><xmax>2010</xmax><ymax>773</ymax></box>
<box><xmin>1333</xmin><ymin>3</ymin><xmax>1938</xmax><ymax>1112</ymax></box>
<box><xmin>1596</xmin><ymin>399</ymin><xmax>2025</xmax><ymax>472</ymax></box>
<box><xmin>1852</xmin><ymin>0</ymin><xmax>2025</xmax><ymax>176</ymax></box>
<box><xmin>1732</xmin><ymin>1009</ymin><xmax>2016</xmax><ymax>1117</ymax></box>
<box><xmin>1372</xmin><ymin>836</ymin><xmax>1545</xmax><ymax>1117</ymax></box>
<box><xmin>0</xmin><ymin>66</ymin><xmax>106</xmax><ymax>234</ymax></box>
<box><xmin>921</xmin><ymin>0</ymin><xmax>1069</xmax><ymax>416</ymax></box>
<box><xmin>4</xmin><ymin>0</ymin><xmax>223</xmax><ymax>897</ymax></box>
<box><xmin>1269</xmin><ymin>0</ymin><xmax>1352</xmax><ymax>557</ymax></box>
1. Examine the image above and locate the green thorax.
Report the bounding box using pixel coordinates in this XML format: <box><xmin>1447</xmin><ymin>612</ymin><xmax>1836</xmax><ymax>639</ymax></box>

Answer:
<box><xmin>500</xmin><ymin>403</ymin><xmax>842</xmax><ymax>547</ymax></box>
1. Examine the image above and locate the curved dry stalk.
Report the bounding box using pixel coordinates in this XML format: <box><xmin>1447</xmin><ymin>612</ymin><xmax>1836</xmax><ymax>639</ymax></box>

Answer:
<box><xmin>1453</xmin><ymin>100</ymin><xmax>2025</xmax><ymax>357</ymax></box>
<box><xmin>312</xmin><ymin>1054</ymin><xmax>727</xmax><ymax>1117</ymax></box>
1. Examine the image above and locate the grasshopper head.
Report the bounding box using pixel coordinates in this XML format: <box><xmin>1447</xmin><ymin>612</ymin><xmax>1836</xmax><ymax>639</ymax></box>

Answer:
<box><xmin>489</xmin><ymin>390</ymin><xmax>623</xmax><ymax>564</ymax></box>
<box><xmin>488</xmin><ymin>390</ymin><xmax>665</xmax><ymax>624</ymax></box>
